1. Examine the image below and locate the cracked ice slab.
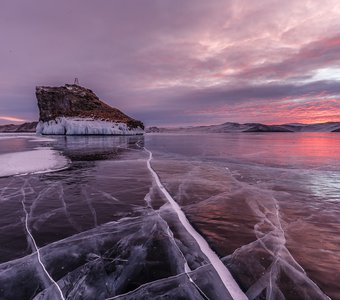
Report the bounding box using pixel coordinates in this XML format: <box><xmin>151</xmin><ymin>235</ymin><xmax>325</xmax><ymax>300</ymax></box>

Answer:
<box><xmin>0</xmin><ymin>148</ymin><xmax>69</xmax><ymax>177</ymax></box>
<box><xmin>144</xmin><ymin>147</ymin><xmax>247</xmax><ymax>300</ymax></box>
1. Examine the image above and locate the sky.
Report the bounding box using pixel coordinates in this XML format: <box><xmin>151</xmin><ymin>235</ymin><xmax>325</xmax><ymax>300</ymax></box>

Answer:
<box><xmin>1</xmin><ymin>0</ymin><xmax>340</xmax><ymax>126</ymax></box>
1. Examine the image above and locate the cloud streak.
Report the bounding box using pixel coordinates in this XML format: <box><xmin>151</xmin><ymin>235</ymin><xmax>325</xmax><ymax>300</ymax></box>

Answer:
<box><xmin>0</xmin><ymin>116</ymin><xmax>26</xmax><ymax>123</ymax></box>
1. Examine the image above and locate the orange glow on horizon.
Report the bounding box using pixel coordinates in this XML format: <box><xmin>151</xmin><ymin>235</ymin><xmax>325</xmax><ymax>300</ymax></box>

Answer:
<box><xmin>0</xmin><ymin>116</ymin><xmax>26</xmax><ymax>123</ymax></box>
<box><xmin>187</xmin><ymin>95</ymin><xmax>340</xmax><ymax>126</ymax></box>
<box><xmin>269</xmin><ymin>116</ymin><xmax>340</xmax><ymax>125</ymax></box>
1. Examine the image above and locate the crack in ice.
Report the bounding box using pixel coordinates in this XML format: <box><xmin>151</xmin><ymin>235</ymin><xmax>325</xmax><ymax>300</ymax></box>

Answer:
<box><xmin>144</xmin><ymin>188</ymin><xmax>210</xmax><ymax>300</ymax></box>
<box><xmin>82</xmin><ymin>184</ymin><xmax>98</xmax><ymax>227</ymax></box>
<box><xmin>224</xmin><ymin>167</ymin><xmax>330</xmax><ymax>299</ymax></box>
<box><xmin>121</xmin><ymin>142</ymin><xmax>211</xmax><ymax>299</ymax></box>
<box><xmin>20</xmin><ymin>179</ymin><xmax>65</xmax><ymax>300</ymax></box>
<box><xmin>104</xmin><ymin>265</ymin><xmax>209</xmax><ymax>300</ymax></box>
<box><xmin>144</xmin><ymin>147</ymin><xmax>247</xmax><ymax>300</ymax></box>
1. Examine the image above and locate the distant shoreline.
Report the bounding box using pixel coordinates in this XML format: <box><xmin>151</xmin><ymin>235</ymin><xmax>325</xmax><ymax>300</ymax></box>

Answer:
<box><xmin>2</xmin><ymin>120</ymin><xmax>340</xmax><ymax>133</ymax></box>
<box><xmin>146</xmin><ymin>121</ymin><xmax>340</xmax><ymax>133</ymax></box>
<box><xmin>0</xmin><ymin>122</ymin><xmax>37</xmax><ymax>133</ymax></box>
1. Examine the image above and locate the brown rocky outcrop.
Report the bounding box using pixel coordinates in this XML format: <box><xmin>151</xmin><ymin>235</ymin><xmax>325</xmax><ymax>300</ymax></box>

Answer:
<box><xmin>36</xmin><ymin>84</ymin><xmax>144</xmax><ymax>129</ymax></box>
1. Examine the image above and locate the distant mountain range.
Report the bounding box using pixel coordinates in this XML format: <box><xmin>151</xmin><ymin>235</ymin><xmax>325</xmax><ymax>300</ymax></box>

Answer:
<box><xmin>147</xmin><ymin>122</ymin><xmax>340</xmax><ymax>133</ymax></box>
<box><xmin>0</xmin><ymin>122</ymin><xmax>37</xmax><ymax>133</ymax></box>
<box><xmin>2</xmin><ymin>121</ymin><xmax>340</xmax><ymax>134</ymax></box>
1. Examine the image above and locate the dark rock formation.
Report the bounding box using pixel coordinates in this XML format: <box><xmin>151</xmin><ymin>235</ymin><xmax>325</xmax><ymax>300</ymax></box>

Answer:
<box><xmin>36</xmin><ymin>84</ymin><xmax>144</xmax><ymax>129</ymax></box>
<box><xmin>0</xmin><ymin>122</ymin><xmax>38</xmax><ymax>133</ymax></box>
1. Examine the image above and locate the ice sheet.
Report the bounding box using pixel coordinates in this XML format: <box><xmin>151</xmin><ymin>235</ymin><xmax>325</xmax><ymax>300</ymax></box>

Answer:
<box><xmin>1</xmin><ymin>133</ymin><xmax>338</xmax><ymax>299</ymax></box>
<box><xmin>144</xmin><ymin>147</ymin><xmax>247</xmax><ymax>300</ymax></box>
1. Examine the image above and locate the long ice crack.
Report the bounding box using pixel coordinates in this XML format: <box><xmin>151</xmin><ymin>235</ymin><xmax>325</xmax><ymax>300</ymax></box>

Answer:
<box><xmin>144</xmin><ymin>188</ymin><xmax>210</xmax><ymax>299</ymax></box>
<box><xmin>20</xmin><ymin>183</ymin><xmax>65</xmax><ymax>300</ymax></box>
<box><xmin>144</xmin><ymin>147</ymin><xmax>247</xmax><ymax>300</ymax></box>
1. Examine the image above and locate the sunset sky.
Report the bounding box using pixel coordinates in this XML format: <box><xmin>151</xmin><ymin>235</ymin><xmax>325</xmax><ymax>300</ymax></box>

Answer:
<box><xmin>1</xmin><ymin>0</ymin><xmax>340</xmax><ymax>126</ymax></box>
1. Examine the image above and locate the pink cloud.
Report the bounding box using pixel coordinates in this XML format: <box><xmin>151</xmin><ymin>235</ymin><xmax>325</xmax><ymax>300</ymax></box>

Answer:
<box><xmin>0</xmin><ymin>116</ymin><xmax>26</xmax><ymax>123</ymax></box>
<box><xmin>1</xmin><ymin>0</ymin><xmax>340</xmax><ymax>125</ymax></box>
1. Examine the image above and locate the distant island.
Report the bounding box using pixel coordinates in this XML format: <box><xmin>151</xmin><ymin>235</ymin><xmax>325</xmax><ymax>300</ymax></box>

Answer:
<box><xmin>0</xmin><ymin>84</ymin><xmax>145</xmax><ymax>135</ymax></box>
<box><xmin>1</xmin><ymin>84</ymin><xmax>146</xmax><ymax>135</ymax></box>
<box><xmin>147</xmin><ymin>122</ymin><xmax>340</xmax><ymax>133</ymax></box>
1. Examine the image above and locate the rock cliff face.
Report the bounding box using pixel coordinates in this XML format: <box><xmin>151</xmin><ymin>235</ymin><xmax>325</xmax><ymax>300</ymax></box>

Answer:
<box><xmin>36</xmin><ymin>84</ymin><xmax>144</xmax><ymax>135</ymax></box>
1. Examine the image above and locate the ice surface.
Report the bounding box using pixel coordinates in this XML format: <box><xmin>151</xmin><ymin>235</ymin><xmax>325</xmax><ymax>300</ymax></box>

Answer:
<box><xmin>0</xmin><ymin>148</ymin><xmax>69</xmax><ymax>177</ymax></box>
<box><xmin>144</xmin><ymin>147</ymin><xmax>247</xmax><ymax>300</ymax></box>
<box><xmin>0</xmin><ymin>135</ymin><xmax>241</xmax><ymax>299</ymax></box>
<box><xmin>145</xmin><ymin>133</ymin><xmax>340</xmax><ymax>299</ymax></box>
<box><xmin>1</xmin><ymin>133</ymin><xmax>339</xmax><ymax>299</ymax></box>
<box><xmin>36</xmin><ymin>117</ymin><xmax>144</xmax><ymax>135</ymax></box>
<box><xmin>21</xmin><ymin>187</ymin><xmax>65</xmax><ymax>299</ymax></box>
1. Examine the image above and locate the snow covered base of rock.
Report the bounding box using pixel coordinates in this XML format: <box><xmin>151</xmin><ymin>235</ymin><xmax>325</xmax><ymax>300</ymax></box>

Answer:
<box><xmin>36</xmin><ymin>117</ymin><xmax>144</xmax><ymax>135</ymax></box>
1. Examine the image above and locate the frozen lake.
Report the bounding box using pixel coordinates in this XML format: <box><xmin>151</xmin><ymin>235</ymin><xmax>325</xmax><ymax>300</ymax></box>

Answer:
<box><xmin>0</xmin><ymin>133</ymin><xmax>339</xmax><ymax>299</ymax></box>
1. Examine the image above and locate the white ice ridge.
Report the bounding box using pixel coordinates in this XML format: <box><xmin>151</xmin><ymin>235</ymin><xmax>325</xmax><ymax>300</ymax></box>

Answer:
<box><xmin>36</xmin><ymin>117</ymin><xmax>144</xmax><ymax>135</ymax></box>
<box><xmin>143</xmin><ymin>189</ymin><xmax>210</xmax><ymax>300</ymax></box>
<box><xmin>20</xmin><ymin>184</ymin><xmax>65</xmax><ymax>300</ymax></box>
<box><xmin>144</xmin><ymin>148</ymin><xmax>247</xmax><ymax>300</ymax></box>
<box><xmin>0</xmin><ymin>148</ymin><xmax>69</xmax><ymax>177</ymax></box>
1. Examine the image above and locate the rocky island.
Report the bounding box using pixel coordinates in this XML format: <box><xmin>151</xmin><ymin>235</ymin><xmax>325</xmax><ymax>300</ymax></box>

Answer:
<box><xmin>35</xmin><ymin>84</ymin><xmax>144</xmax><ymax>135</ymax></box>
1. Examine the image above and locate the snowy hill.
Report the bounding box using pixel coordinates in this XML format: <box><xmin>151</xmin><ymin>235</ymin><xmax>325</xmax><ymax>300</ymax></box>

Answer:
<box><xmin>146</xmin><ymin>122</ymin><xmax>340</xmax><ymax>133</ymax></box>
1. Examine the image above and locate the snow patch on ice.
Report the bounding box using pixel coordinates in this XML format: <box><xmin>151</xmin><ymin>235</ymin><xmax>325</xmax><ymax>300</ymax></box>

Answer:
<box><xmin>0</xmin><ymin>148</ymin><xmax>69</xmax><ymax>177</ymax></box>
<box><xmin>36</xmin><ymin>117</ymin><xmax>144</xmax><ymax>135</ymax></box>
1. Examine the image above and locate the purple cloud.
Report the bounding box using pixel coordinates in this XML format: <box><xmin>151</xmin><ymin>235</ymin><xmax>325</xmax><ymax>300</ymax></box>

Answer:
<box><xmin>1</xmin><ymin>0</ymin><xmax>340</xmax><ymax>125</ymax></box>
